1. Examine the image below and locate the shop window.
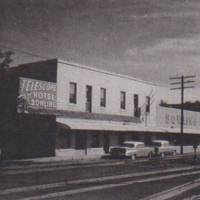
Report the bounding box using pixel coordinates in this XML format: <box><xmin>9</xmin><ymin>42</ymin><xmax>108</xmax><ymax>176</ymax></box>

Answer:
<box><xmin>100</xmin><ymin>88</ymin><xmax>106</xmax><ymax>107</ymax></box>
<box><xmin>132</xmin><ymin>134</ymin><xmax>140</xmax><ymax>141</ymax></box>
<box><xmin>91</xmin><ymin>132</ymin><xmax>100</xmax><ymax>147</ymax></box>
<box><xmin>104</xmin><ymin>132</ymin><xmax>110</xmax><ymax>153</ymax></box>
<box><xmin>146</xmin><ymin>96</ymin><xmax>150</xmax><ymax>113</ymax></box>
<box><xmin>118</xmin><ymin>132</ymin><xmax>126</xmax><ymax>145</ymax></box>
<box><xmin>58</xmin><ymin>129</ymin><xmax>71</xmax><ymax>149</ymax></box>
<box><xmin>120</xmin><ymin>91</ymin><xmax>126</xmax><ymax>109</ymax></box>
<box><xmin>134</xmin><ymin>94</ymin><xmax>140</xmax><ymax>117</ymax></box>
<box><xmin>76</xmin><ymin>131</ymin><xmax>87</xmax><ymax>149</ymax></box>
<box><xmin>69</xmin><ymin>82</ymin><xmax>77</xmax><ymax>104</ymax></box>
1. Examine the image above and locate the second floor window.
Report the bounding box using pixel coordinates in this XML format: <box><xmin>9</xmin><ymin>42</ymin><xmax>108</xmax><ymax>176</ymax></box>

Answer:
<box><xmin>146</xmin><ymin>96</ymin><xmax>150</xmax><ymax>113</ymax></box>
<box><xmin>134</xmin><ymin>94</ymin><xmax>140</xmax><ymax>117</ymax></box>
<box><xmin>69</xmin><ymin>82</ymin><xmax>76</xmax><ymax>104</ymax></box>
<box><xmin>120</xmin><ymin>91</ymin><xmax>126</xmax><ymax>109</ymax></box>
<box><xmin>100</xmin><ymin>88</ymin><xmax>106</xmax><ymax>107</ymax></box>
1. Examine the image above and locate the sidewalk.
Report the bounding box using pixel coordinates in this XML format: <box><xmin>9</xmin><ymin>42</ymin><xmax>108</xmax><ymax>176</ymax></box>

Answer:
<box><xmin>1</xmin><ymin>146</ymin><xmax>199</xmax><ymax>168</ymax></box>
<box><xmin>0</xmin><ymin>151</ymin><xmax>111</xmax><ymax>169</ymax></box>
<box><xmin>15</xmin><ymin>153</ymin><xmax>106</xmax><ymax>164</ymax></box>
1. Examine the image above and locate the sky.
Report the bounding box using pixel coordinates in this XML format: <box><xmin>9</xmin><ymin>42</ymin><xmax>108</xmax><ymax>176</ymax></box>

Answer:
<box><xmin>1</xmin><ymin>0</ymin><xmax>200</xmax><ymax>104</ymax></box>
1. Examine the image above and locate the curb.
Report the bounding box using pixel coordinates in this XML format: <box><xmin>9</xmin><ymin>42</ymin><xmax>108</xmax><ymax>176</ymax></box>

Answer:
<box><xmin>0</xmin><ymin>156</ymin><xmax>121</xmax><ymax>171</ymax></box>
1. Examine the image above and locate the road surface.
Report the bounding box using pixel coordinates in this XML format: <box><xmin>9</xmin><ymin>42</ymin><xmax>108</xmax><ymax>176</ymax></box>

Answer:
<box><xmin>1</xmin><ymin>158</ymin><xmax>200</xmax><ymax>199</ymax></box>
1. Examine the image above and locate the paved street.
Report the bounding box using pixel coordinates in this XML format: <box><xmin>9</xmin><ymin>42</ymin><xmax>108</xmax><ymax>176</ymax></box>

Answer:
<box><xmin>1</xmin><ymin>156</ymin><xmax>200</xmax><ymax>199</ymax></box>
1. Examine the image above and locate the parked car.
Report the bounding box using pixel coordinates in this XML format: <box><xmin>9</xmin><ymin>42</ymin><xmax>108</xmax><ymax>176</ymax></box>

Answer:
<box><xmin>109</xmin><ymin>141</ymin><xmax>154</xmax><ymax>160</ymax></box>
<box><xmin>151</xmin><ymin>140</ymin><xmax>176</xmax><ymax>157</ymax></box>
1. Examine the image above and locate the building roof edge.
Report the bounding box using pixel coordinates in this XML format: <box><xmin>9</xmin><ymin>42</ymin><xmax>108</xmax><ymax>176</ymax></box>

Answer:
<box><xmin>57</xmin><ymin>58</ymin><xmax>157</xmax><ymax>86</ymax></box>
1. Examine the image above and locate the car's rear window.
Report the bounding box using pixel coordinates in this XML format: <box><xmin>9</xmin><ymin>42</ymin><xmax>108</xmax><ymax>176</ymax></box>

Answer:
<box><xmin>152</xmin><ymin>142</ymin><xmax>162</xmax><ymax>147</ymax></box>
<box><xmin>122</xmin><ymin>143</ymin><xmax>135</xmax><ymax>148</ymax></box>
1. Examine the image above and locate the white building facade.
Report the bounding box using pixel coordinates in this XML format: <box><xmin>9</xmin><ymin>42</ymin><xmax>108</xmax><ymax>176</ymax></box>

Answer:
<box><xmin>55</xmin><ymin>59</ymin><xmax>157</xmax><ymax>156</ymax></box>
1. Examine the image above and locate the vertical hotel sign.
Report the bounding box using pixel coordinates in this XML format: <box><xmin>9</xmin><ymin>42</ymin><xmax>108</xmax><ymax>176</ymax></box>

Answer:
<box><xmin>18</xmin><ymin>77</ymin><xmax>57</xmax><ymax>110</ymax></box>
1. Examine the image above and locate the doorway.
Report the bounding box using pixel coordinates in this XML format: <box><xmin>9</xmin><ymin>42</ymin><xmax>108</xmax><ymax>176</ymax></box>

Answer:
<box><xmin>104</xmin><ymin>132</ymin><xmax>110</xmax><ymax>153</ymax></box>
<box><xmin>76</xmin><ymin>131</ymin><xmax>87</xmax><ymax>150</ymax></box>
<box><xmin>118</xmin><ymin>132</ymin><xmax>126</xmax><ymax>146</ymax></box>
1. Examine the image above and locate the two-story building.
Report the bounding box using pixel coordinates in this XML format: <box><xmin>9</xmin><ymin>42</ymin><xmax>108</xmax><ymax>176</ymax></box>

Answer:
<box><xmin>55</xmin><ymin>59</ymin><xmax>158</xmax><ymax>156</ymax></box>
<box><xmin>1</xmin><ymin>58</ymin><xmax>159</xmax><ymax>159</ymax></box>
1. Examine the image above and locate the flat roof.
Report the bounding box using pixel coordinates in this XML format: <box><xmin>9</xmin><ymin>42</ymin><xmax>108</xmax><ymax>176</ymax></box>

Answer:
<box><xmin>17</xmin><ymin>58</ymin><xmax>157</xmax><ymax>86</ymax></box>
<box><xmin>58</xmin><ymin>59</ymin><xmax>157</xmax><ymax>86</ymax></box>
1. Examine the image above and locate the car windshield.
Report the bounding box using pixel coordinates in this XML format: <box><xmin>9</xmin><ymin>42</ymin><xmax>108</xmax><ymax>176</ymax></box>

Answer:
<box><xmin>152</xmin><ymin>142</ymin><xmax>162</xmax><ymax>147</ymax></box>
<box><xmin>122</xmin><ymin>143</ymin><xmax>135</xmax><ymax>148</ymax></box>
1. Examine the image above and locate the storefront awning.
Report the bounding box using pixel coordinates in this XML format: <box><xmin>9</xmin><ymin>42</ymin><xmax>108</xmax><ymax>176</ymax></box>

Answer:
<box><xmin>57</xmin><ymin>120</ymin><xmax>200</xmax><ymax>134</ymax></box>
<box><xmin>57</xmin><ymin>120</ymin><xmax>163</xmax><ymax>132</ymax></box>
<box><xmin>56</xmin><ymin>116</ymin><xmax>200</xmax><ymax>134</ymax></box>
<box><xmin>66</xmin><ymin>123</ymin><xmax>128</xmax><ymax>131</ymax></box>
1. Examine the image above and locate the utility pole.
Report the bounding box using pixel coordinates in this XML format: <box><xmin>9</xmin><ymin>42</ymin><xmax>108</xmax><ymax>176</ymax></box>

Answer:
<box><xmin>169</xmin><ymin>75</ymin><xmax>195</xmax><ymax>154</ymax></box>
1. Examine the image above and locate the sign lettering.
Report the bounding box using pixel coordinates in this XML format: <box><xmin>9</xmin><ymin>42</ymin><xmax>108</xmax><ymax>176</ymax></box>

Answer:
<box><xmin>165</xmin><ymin>114</ymin><xmax>197</xmax><ymax>127</ymax></box>
<box><xmin>19</xmin><ymin>77</ymin><xmax>57</xmax><ymax>109</ymax></box>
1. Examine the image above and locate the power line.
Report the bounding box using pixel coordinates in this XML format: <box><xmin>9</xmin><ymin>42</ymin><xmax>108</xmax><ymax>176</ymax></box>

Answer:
<box><xmin>0</xmin><ymin>45</ymin><xmax>49</xmax><ymax>60</ymax></box>
<box><xmin>169</xmin><ymin>75</ymin><xmax>195</xmax><ymax>155</ymax></box>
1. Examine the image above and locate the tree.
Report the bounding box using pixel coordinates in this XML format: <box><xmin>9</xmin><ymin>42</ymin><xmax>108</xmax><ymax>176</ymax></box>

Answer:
<box><xmin>0</xmin><ymin>50</ymin><xmax>15</xmax><ymax>129</ymax></box>
<box><xmin>159</xmin><ymin>100</ymin><xmax>168</xmax><ymax>107</ymax></box>
<box><xmin>0</xmin><ymin>50</ymin><xmax>15</xmax><ymax>72</ymax></box>
<box><xmin>159</xmin><ymin>99</ymin><xmax>200</xmax><ymax>112</ymax></box>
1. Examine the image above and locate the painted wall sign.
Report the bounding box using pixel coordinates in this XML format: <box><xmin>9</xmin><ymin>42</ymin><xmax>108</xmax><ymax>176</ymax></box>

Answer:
<box><xmin>157</xmin><ymin>106</ymin><xmax>200</xmax><ymax>130</ymax></box>
<box><xmin>19</xmin><ymin>77</ymin><xmax>57</xmax><ymax>109</ymax></box>
<box><xmin>165</xmin><ymin>114</ymin><xmax>197</xmax><ymax>126</ymax></box>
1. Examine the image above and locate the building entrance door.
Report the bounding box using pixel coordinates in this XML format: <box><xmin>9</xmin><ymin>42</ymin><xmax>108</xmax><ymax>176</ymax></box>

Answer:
<box><xmin>86</xmin><ymin>85</ymin><xmax>92</xmax><ymax>112</ymax></box>
<box><xmin>145</xmin><ymin>132</ymin><xmax>152</xmax><ymax>146</ymax></box>
<box><xmin>118</xmin><ymin>132</ymin><xmax>126</xmax><ymax>146</ymax></box>
<box><xmin>76</xmin><ymin>131</ymin><xmax>87</xmax><ymax>150</ymax></box>
<box><xmin>132</xmin><ymin>133</ymin><xmax>140</xmax><ymax>141</ymax></box>
<box><xmin>104</xmin><ymin>132</ymin><xmax>110</xmax><ymax>153</ymax></box>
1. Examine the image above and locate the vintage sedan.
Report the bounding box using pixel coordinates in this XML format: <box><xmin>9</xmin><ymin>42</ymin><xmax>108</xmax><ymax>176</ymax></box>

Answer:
<box><xmin>151</xmin><ymin>140</ymin><xmax>177</xmax><ymax>157</ymax></box>
<box><xmin>109</xmin><ymin>141</ymin><xmax>154</xmax><ymax>160</ymax></box>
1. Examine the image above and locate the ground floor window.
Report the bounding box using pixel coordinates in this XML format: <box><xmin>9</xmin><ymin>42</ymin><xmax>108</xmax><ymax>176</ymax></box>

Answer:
<box><xmin>183</xmin><ymin>134</ymin><xmax>197</xmax><ymax>145</ymax></box>
<box><xmin>91</xmin><ymin>132</ymin><xmax>100</xmax><ymax>147</ymax></box>
<box><xmin>118</xmin><ymin>132</ymin><xmax>126</xmax><ymax>145</ymax></box>
<box><xmin>76</xmin><ymin>131</ymin><xmax>87</xmax><ymax>149</ymax></box>
<box><xmin>56</xmin><ymin>129</ymin><xmax>71</xmax><ymax>149</ymax></box>
<box><xmin>145</xmin><ymin>132</ymin><xmax>152</xmax><ymax>146</ymax></box>
<box><xmin>132</xmin><ymin>133</ymin><xmax>140</xmax><ymax>141</ymax></box>
<box><xmin>104</xmin><ymin>132</ymin><xmax>110</xmax><ymax>153</ymax></box>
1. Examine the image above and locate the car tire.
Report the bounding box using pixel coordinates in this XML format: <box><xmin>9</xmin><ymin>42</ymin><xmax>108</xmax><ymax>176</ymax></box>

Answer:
<box><xmin>161</xmin><ymin>152</ymin><xmax>165</xmax><ymax>157</ymax></box>
<box><xmin>131</xmin><ymin>154</ymin><xmax>136</xmax><ymax>160</ymax></box>
<box><xmin>172</xmin><ymin>150</ymin><xmax>176</xmax><ymax>156</ymax></box>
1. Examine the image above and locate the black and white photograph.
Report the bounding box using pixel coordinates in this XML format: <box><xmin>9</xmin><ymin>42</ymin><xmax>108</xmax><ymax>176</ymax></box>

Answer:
<box><xmin>1</xmin><ymin>0</ymin><xmax>200</xmax><ymax>199</ymax></box>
